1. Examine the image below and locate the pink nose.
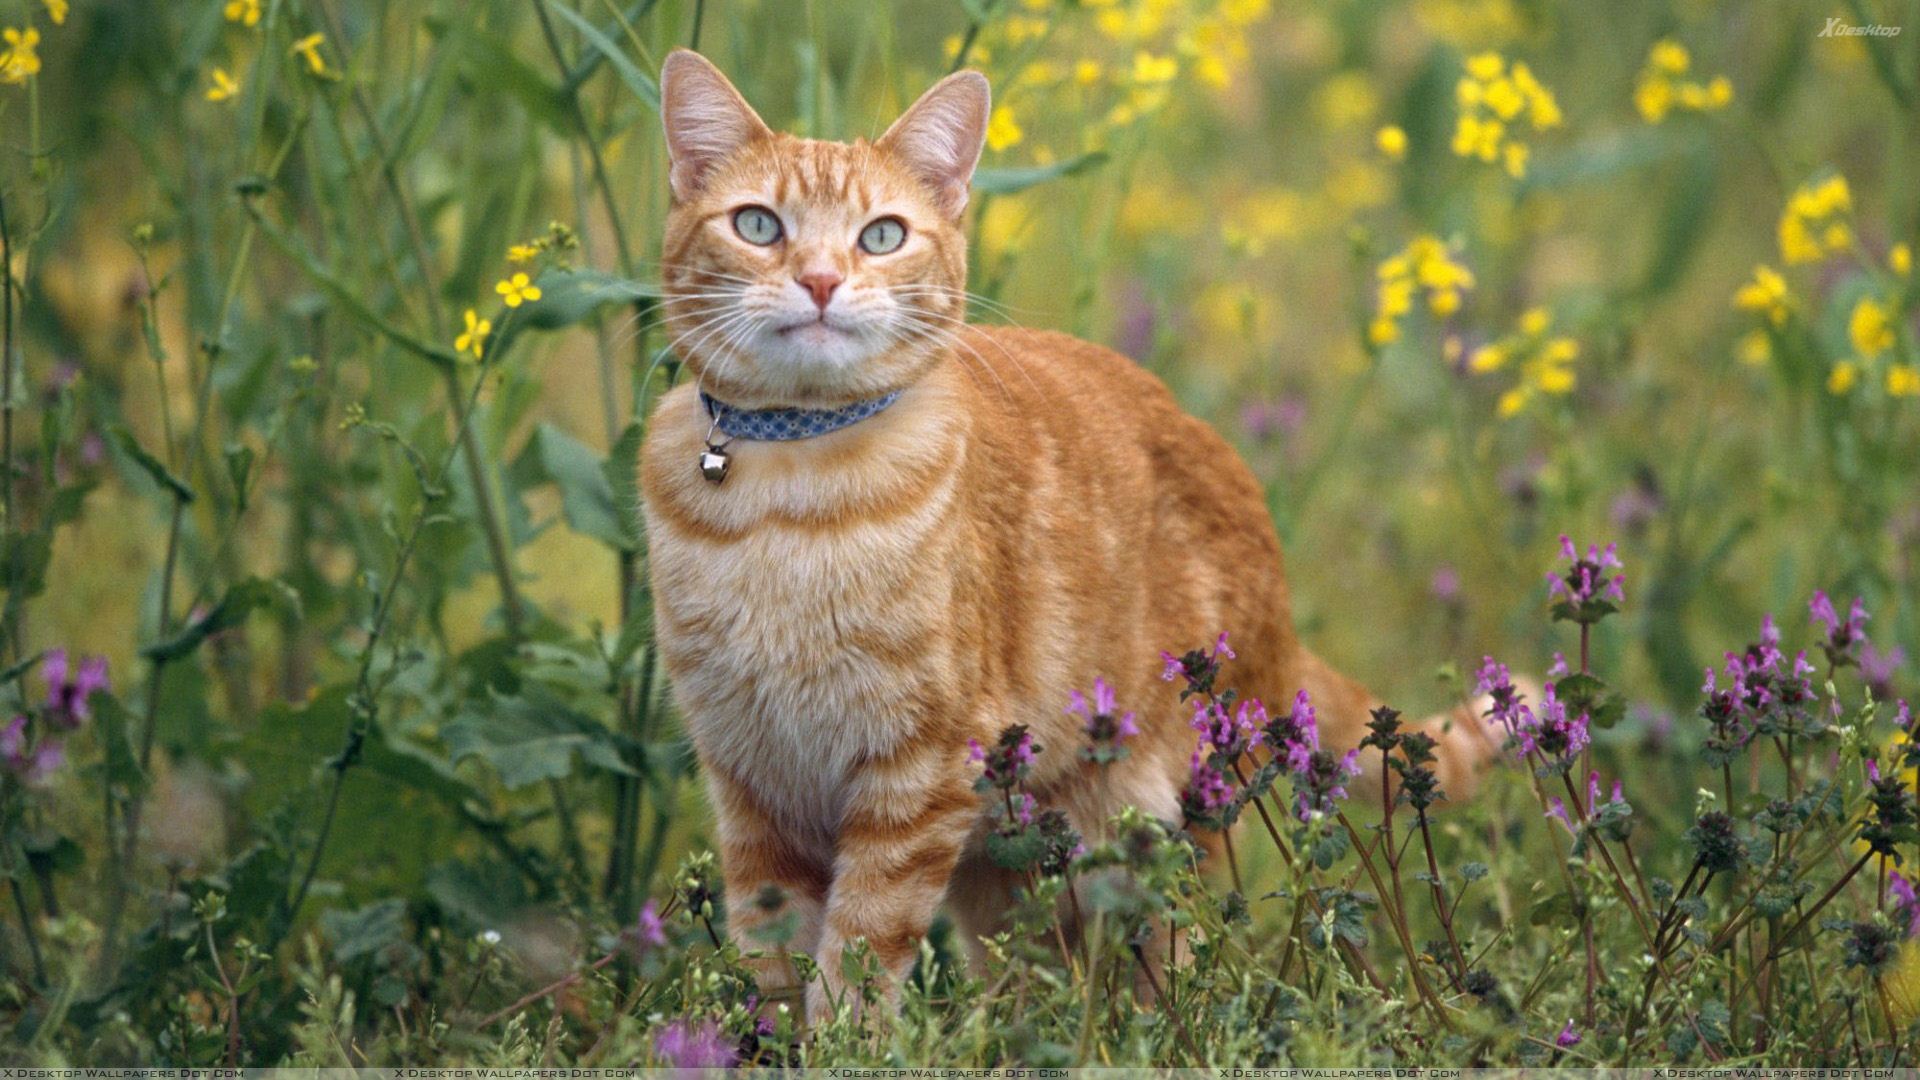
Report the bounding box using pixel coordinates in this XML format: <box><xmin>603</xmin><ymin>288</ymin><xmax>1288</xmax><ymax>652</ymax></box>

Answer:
<box><xmin>797</xmin><ymin>270</ymin><xmax>843</xmax><ymax>311</ymax></box>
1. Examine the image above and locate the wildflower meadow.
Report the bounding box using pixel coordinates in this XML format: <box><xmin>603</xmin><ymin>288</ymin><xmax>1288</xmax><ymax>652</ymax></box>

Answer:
<box><xmin>2</xmin><ymin>0</ymin><xmax>1919</xmax><ymax>1067</ymax></box>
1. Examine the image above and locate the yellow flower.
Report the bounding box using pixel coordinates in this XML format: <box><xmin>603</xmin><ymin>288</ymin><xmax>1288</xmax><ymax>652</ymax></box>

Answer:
<box><xmin>1828</xmin><ymin>360</ymin><xmax>1858</xmax><ymax>395</ymax></box>
<box><xmin>1376</xmin><ymin>125</ymin><xmax>1407</xmax><ymax>161</ymax></box>
<box><xmin>507</xmin><ymin>243</ymin><xmax>540</xmax><ymax>263</ymax></box>
<box><xmin>291</xmin><ymin>32</ymin><xmax>328</xmax><ymax>76</ymax></box>
<box><xmin>1</xmin><ymin>27</ymin><xmax>42</xmax><ymax>84</ymax></box>
<box><xmin>1502</xmin><ymin>141</ymin><xmax>1529</xmax><ymax>179</ymax></box>
<box><xmin>985</xmin><ymin>106</ymin><xmax>1023</xmax><ymax>152</ymax></box>
<box><xmin>1453</xmin><ymin>52</ymin><xmax>1558</xmax><ymax>176</ymax></box>
<box><xmin>1074</xmin><ymin>59</ymin><xmax>1103</xmax><ymax>86</ymax></box>
<box><xmin>225</xmin><ymin>0</ymin><xmax>262</xmax><ymax>25</ymax></box>
<box><xmin>1650</xmin><ymin>40</ymin><xmax>1691</xmax><ymax>74</ymax></box>
<box><xmin>1372</xmin><ymin>235</ymin><xmax>1474</xmax><ymax>346</ymax></box>
<box><xmin>495</xmin><ymin>273</ymin><xmax>542</xmax><ymax>308</ymax></box>
<box><xmin>1473</xmin><ymin>308</ymin><xmax>1579</xmax><ymax>418</ymax></box>
<box><xmin>1893</xmin><ymin>243</ymin><xmax>1913</xmax><ymax>276</ymax></box>
<box><xmin>1737</xmin><ymin>329</ymin><xmax>1771</xmax><ymax>366</ymax></box>
<box><xmin>1732</xmin><ymin>265</ymin><xmax>1790</xmax><ymax>326</ymax></box>
<box><xmin>1635</xmin><ymin>41</ymin><xmax>1730</xmax><ymax>125</ymax></box>
<box><xmin>1465</xmin><ymin>52</ymin><xmax>1505</xmax><ymax>81</ymax></box>
<box><xmin>1779</xmin><ymin>175</ymin><xmax>1852</xmax><ymax>265</ymax></box>
<box><xmin>42</xmin><ymin>0</ymin><xmax>67</xmax><ymax>26</ymax></box>
<box><xmin>455</xmin><ymin>309</ymin><xmax>492</xmax><ymax>360</ymax></box>
<box><xmin>1131</xmin><ymin>51</ymin><xmax>1178</xmax><ymax>86</ymax></box>
<box><xmin>206</xmin><ymin>67</ymin><xmax>242</xmax><ymax>102</ymax></box>
<box><xmin>1634</xmin><ymin>76</ymin><xmax>1673</xmax><ymax>122</ymax></box>
<box><xmin>1890</xmin><ymin>365</ymin><xmax>1919</xmax><ymax>397</ymax></box>
<box><xmin>1849</xmin><ymin>297</ymin><xmax>1895</xmax><ymax>359</ymax></box>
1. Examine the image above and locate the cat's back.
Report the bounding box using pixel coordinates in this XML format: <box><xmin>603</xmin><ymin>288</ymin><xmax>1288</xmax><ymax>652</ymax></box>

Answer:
<box><xmin>954</xmin><ymin>324</ymin><xmax>1275</xmax><ymax>534</ymax></box>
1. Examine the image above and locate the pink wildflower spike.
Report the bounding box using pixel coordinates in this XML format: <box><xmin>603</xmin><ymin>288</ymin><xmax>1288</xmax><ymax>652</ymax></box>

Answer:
<box><xmin>1545</xmin><ymin>796</ymin><xmax>1574</xmax><ymax>834</ymax></box>
<box><xmin>1213</xmin><ymin>631</ymin><xmax>1235</xmax><ymax>660</ymax></box>
<box><xmin>1159</xmin><ymin>651</ymin><xmax>1183</xmax><ymax>681</ymax></box>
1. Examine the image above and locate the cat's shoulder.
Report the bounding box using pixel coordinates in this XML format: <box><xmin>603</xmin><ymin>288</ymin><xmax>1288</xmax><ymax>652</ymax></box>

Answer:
<box><xmin>961</xmin><ymin>325</ymin><xmax>1175</xmax><ymax>393</ymax></box>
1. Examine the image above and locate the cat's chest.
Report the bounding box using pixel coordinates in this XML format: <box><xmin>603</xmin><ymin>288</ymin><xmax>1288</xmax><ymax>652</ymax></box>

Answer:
<box><xmin>644</xmin><ymin>450</ymin><xmax>965</xmax><ymax>827</ymax></box>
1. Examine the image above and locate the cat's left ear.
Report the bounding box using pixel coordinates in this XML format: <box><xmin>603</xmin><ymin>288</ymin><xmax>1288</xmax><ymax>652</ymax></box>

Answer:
<box><xmin>878</xmin><ymin>70</ymin><xmax>991</xmax><ymax>219</ymax></box>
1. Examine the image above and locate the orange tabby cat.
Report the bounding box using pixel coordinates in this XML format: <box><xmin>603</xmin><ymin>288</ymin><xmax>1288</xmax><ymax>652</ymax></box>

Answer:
<box><xmin>642</xmin><ymin>49</ymin><xmax>1496</xmax><ymax>1021</ymax></box>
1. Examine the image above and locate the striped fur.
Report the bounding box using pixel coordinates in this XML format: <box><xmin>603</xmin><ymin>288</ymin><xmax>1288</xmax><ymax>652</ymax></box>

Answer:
<box><xmin>641</xmin><ymin>51</ymin><xmax>1498</xmax><ymax>1021</ymax></box>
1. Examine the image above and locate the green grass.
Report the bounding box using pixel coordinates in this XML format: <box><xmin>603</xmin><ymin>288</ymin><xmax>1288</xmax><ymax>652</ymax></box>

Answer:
<box><xmin>0</xmin><ymin>0</ymin><xmax>1917</xmax><ymax>1066</ymax></box>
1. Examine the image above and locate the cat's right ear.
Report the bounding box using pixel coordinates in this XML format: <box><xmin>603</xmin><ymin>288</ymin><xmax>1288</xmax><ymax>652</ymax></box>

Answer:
<box><xmin>659</xmin><ymin>50</ymin><xmax>773</xmax><ymax>200</ymax></box>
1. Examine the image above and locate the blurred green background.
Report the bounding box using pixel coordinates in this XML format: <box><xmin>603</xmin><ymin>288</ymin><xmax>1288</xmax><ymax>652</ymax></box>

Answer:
<box><xmin>0</xmin><ymin>0</ymin><xmax>1915</xmax><ymax>1043</ymax></box>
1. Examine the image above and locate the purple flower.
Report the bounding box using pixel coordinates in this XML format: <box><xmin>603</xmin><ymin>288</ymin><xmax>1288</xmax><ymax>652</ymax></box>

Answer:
<box><xmin>1293</xmin><ymin>747</ymin><xmax>1361</xmax><ymax>821</ymax></box>
<box><xmin>1608</xmin><ymin>474</ymin><xmax>1663</xmax><ymax>538</ymax></box>
<box><xmin>1547</xmin><ymin>652</ymin><xmax>1570</xmax><ymax>679</ymax></box>
<box><xmin>1160</xmin><ymin>632</ymin><xmax>1236</xmax><ymax>696</ymax></box>
<box><xmin>969</xmin><ymin>725</ymin><xmax>1038</xmax><ymax>791</ymax></box>
<box><xmin>1068</xmin><ymin>677</ymin><xmax>1139</xmax><ymax>759</ymax></box>
<box><xmin>1859</xmin><ymin>642</ymin><xmax>1905</xmax><ymax>695</ymax></box>
<box><xmin>624</xmin><ymin>899</ymin><xmax>667</xmax><ymax>958</ymax></box>
<box><xmin>1547</xmin><ymin>535</ymin><xmax>1626</xmax><ymax>625</ymax></box>
<box><xmin>1013</xmin><ymin>792</ymin><xmax>1036</xmax><ymax>827</ymax></box>
<box><xmin>1429</xmin><ymin>565</ymin><xmax>1462</xmax><ymax>605</ymax></box>
<box><xmin>1261</xmin><ymin>689</ymin><xmax>1321</xmax><ymax>773</ymax></box>
<box><xmin>1</xmin><ymin>716</ymin><xmax>63</xmax><ymax>787</ymax></box>
<box><xmin>1475</xmin><ymin>656</ymin><xmax>1534</xmax><ymax>738</ymax></box>
<box><xmin>1518</xmin><ymin>684</ymin><xmax>1589</xmax><ymax>768</ymax></box>
<box><xmin>1191</xmin><ymin>697</ymin><xmax>1264</xmax><ymax>758</ymax></box>
<box><xmin>653</xmin><ymin>1019</ymin><xmax>738</xmax><ymax>1068</ymax></box>
<box><xmin>43</xmin><ymin>649</ymin><xmax>109</xmax><ymax>730</ymax></box>
<box><xmin>1544</xmin><ymin>796</ymin><xmax>1574</xmax><ymax>835</ymax></box>
<box><xmin>1810</xmin><ymin>590</ymin><xmax>1871</xmax><ymax>670</ymax></box>
<box><xmin>1891</xmin><ymin>871</ymin><xmax>1920</xmax><ymax>938</ymax></box>
<box><xmin>1180</xmin><ymin>748</ymin><xmax>1236</xmax><ymax>825</ymax></box>
<box><xmin>1555</xmin><ymin>1020</ymin><xmax>1582</xmax><ymax>1048</ymax></box>
<box><xmin>1</xmin><ymin>715</ymin><xmax>27</xmax><ymax>774</ymax></box>
<box><xmin>1241</xmin><ymin>397</ymin><xmax>1306</xmax><ymax>443</ymax></box>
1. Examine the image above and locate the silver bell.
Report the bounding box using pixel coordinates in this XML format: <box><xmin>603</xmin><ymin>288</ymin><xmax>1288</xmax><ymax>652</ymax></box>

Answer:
<box><xmin>699</xmin><ymin>447</ymin><xmax>731</xmax><ymax>485</ymax></box>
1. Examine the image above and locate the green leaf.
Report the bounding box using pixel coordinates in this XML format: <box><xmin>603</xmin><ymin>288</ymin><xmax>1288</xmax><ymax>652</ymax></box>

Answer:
<box><xmin>972</xmin><ymin>151</ymin><xmax>1109</xmax><ymax>196</ymax></box>
<box><xmin>226</xmin><ymin>444</ymin><xmax>256</xmax><ymax>513</ymax></box>
<box><xmin>91</xmin><ymin>695</ymin><xmax>149</xmax><ymax>798</ymax></box>
<box><xmin>112</xmin><ymin>426</ymin><xmax>195</xmax><ymax>503</ymax></box>
<box><xmin>442</xmin><ymin>687</ymin><xmax>638</xmax><ymax>789</ymax></box>
<box><xmin>544</xmin><ymin>0</ymin><xmax>659</xmax><ymax>109</ymax></box>
<box><xmin>142</xmin><ymin>577</ymin><xmax>299</xmax><ymax>663</ymax></box>
<box><xmin>322</xmin><ymin>898</ymin><xmax>411</xmax><ymax>964</ymax></box>
<box><xmin>512</xmin><ymin>423</ymin><xmax>639</xmax><ymax>552</ymax></box>
<box><xmin>489</xmin><ymin>269</ymin><xmax>651</xmax><ymax>360</ymax></box>
<box><xmin>601</xmin><ymin>421</ymin><xmax>645</xmax><ymax>553</ymax></box>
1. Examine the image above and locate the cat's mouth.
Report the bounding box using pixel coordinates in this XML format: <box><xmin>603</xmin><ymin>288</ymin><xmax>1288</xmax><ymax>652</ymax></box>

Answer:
<box><xmin>774</xmin><ymin>316</ymin><xmax>850</xmax><ymax>339</ymax></box>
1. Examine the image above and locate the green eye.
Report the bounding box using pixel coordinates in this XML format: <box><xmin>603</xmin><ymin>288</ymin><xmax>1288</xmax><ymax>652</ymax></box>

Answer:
<box><xmin>732</xmin><ymin>206</ymin><xmax>782</xmax><ymax>246</ymax></box>
<box><xmin>859</xmin><ymin>217</ymin><xmax>907</xmax><ymax>255</ymax></box>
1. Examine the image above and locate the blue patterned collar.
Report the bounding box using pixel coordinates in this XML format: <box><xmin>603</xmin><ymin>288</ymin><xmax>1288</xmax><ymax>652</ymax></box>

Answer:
<box><xmin>699</xmin><ymin>390</ymin><xmax>903</xmax><ymax>443</ymax></box>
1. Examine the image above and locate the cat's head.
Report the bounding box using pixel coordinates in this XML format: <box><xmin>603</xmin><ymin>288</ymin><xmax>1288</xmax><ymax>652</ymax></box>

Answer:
<box><xmin>657</xmin><ymin>50</ymin><xmax>989</xmax><ymax>406</ymax></box>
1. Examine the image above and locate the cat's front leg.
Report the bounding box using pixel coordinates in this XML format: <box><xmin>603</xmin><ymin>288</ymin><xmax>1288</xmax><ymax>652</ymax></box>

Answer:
<box><xmin>709</xmin><ymin>772</ymin><xmax>831</xmax><ymax>1009</ymax></box>
<box><xmin>807</xmin><ymin>752</ymin><xmax>978</xmax><ymax>1023</ymax></box>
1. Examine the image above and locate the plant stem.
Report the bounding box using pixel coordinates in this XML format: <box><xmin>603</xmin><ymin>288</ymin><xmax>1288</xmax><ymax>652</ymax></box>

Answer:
<box><xmin>314</xmin><ymin>0</ymin><xmax>525</xmax><ymax>638</ymax></box>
